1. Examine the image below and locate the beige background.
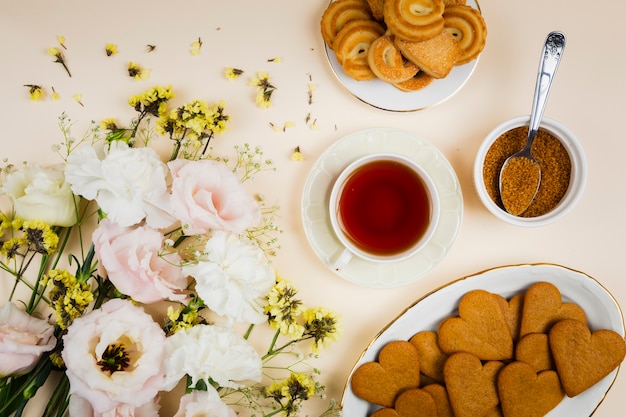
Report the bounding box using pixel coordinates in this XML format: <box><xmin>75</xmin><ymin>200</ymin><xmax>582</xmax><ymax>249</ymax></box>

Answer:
<box><xmin>1</xmin><ymin>0</ymin><xmax>624</xmax><ymax>415</ymax></box>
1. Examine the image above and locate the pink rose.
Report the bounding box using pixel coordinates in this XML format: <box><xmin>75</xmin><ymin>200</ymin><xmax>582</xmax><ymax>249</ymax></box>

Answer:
<box><xmin>0</xmin><ymin>302</ymin><xmax>56</xmax><ymax>377</ymax></box>
<box><xmin>168</xmin><ymin>159</ymin><xmax>260</xmax><ymax>235</ymax></box>
<box><xmin>92</xmin><ymin>219</ymin><xmax>188</xmax><ymax>304</ymax></box>
<box><xmin>62</xmin><ymin>299</ymin><xmax>166</xmax><ymax>414</ymax></box>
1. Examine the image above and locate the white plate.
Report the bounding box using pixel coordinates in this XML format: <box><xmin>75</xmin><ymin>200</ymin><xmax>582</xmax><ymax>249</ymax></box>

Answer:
<box><xmin>301</xmin><ymin>128</ymin><xmax>463</xmax><ymax>288</ymax></box>
<box><xmin>341</xmin><ymin>264</ymin><xmax>625</xmax><ymax>416</ymax></box>
<box><xmin>324</xmin><ymin>0</ymin><xmax>481</xmax><ymax>112</ymax></box>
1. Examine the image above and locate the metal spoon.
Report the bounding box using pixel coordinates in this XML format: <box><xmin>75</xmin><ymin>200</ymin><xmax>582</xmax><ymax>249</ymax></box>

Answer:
<box><xmin>499</xmin><ymin>31</ymin><xmax>566</xmax><ymax>216</ymax></box>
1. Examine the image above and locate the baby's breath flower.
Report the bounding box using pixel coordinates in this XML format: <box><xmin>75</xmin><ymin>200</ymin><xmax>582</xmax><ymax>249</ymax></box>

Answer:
<box><xmin>45</xmin><ymin>269</ymin><xmax>93</xmax><ymax>329</ymax></box>
<box><xmin>190</xmin><ymin>37</ymin><xmax>202</xmax><ymax>56</ymax></box>
<box><xmin>47</xmin><ymin>46</ymin><xmax>71</xmax><ymax>77</ymax></box>
<box><xmin>291</xmin><ymin>146</ymin><xmax>304</xmax><ymax>162</ymax></box>
<box><xmin>24</xmin><ymin>84</ymin><xmax>44</xmax><ymax>101</ymax></box>
<box><xmin>128</xmin><ymin>61</ymin><xmax>150</xmax><ymax>80</ymax></box>
<box><xmin>302</xmin><ymin>307</ymin><xmax>342</xmax><ymax>353</ymax></box>
<box><xmin>224</xmin><ymin>67</ymin><xmax>244</xmax><ymax>80</ymax></box>
<box><xmin>22</xmin><ymin>220</ymin><xmax>59</xmax><ymax>255</ymax></box>
<box><xmin>105</xmin><ymin>43</ymin><xmax>118</xmax><ymax>56</ymax></box>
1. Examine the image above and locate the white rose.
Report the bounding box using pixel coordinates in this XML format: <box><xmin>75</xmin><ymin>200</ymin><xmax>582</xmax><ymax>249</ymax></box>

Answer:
<box><xmin>64</xmin><ymin>142</ymin><xmax>174</xmax><ymax>228</ymax></box>
<box><xmin>68</xmin><ymin>395</ymin><xmax>160</xmax><ymax>417</ymax></box>
<box><xmin>174</xmin><ymin>389</ymin><xmax>235</xmax><ymax>417</ymax></box>
<box><xmin>62</xmin><ymin>299</ymin><xmax>166</xmax><ymax>414</ymax></box>
<box><xmin>1</xmin><ymin>164</ymin><xmax>78</xmax><ymax>227</ymax></box>
<box><xmin>182</xmin><ymin>230</ymin><xmax>275</xmax><ymax>324</ymax></box>
<box><xmin>162</xmin><ymin>323</ymin><xmax>262</xmax><ymax>391</ymax></box>
<box><xmin>0</xmin><ymin>302</ymin><xmax>56</xmax><ymax>377</ymax></box>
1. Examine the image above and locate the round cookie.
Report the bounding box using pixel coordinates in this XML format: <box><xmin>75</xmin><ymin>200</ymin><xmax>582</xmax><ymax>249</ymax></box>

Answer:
<box><xmin>367</xmin><ymin>35</ymin><xmax>419</xmax><ymax>83</ymax></box>
<box><xmin>443</xmin><ymin>5</ymin><xmax>487</xmax><ymax>64</ymax></box>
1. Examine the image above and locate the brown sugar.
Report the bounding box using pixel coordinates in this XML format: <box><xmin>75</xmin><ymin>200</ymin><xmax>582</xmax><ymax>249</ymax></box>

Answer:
<box><xmin>482</xmin><ymin>126</ymin><xmax>571</xmax><ymax>217</ymax></box>
<box><xmin>500</xmin><ymin>157</ymin><xmax>541</xmax><ymax>216</ymax></box>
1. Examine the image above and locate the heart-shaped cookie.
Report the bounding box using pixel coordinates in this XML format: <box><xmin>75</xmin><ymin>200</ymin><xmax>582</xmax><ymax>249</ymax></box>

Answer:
<box><xmin>350</xmin><ymin>340</ymin><xmax>421</xmax><ymax>407</ymax></box>
<box><xmin>549</xmin><ymin>318</ymin><xmax>626</xmax><ymax>397</ymax></box>
<box><xmin>515</xmin><ymin>332</ymin><xmax>554</xmax><ymax>372</ymax></box>
<box><xmin>497</xmin><ymin>361</ymin><xmax>564</xmax><ymax>417</ymax></box>
<box><xmin>370</xmin><ymin>388</ymin><xmax>438</xmax><ymax>417</ymax></box>
<box><xmin>496</xmin><ymin>293</ymin><xmax>524</xmax><ymax>342</ymax></box>
<box><xmin>519</xmin><ymin>281</ymin><xmax>586</xmax><ymax>337</ymax></box>
<box><xmin>437</xmin><ymin>289</ymin><xmax>514</xmax><ymax>360</ymax></box>
<box><xmin>422</xmin><ymin>384</ymin><xmax>454</xmax><ymax>417</ymax></box>
<box><xmin>444</xmin><ymin>351</ymin><xmax>504</xmax><ymax>417</ymax></box>
<box><xmin>409</xmin><ymin>331</ymin><xmax>448</xmax><ymax>382</ymax></box>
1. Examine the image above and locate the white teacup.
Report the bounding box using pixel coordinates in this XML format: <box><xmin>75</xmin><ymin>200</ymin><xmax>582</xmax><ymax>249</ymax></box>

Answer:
<box><xmin>329</xmin><ymin>154</ymin><xmax>440</xmax><ymax>271</ymax></box>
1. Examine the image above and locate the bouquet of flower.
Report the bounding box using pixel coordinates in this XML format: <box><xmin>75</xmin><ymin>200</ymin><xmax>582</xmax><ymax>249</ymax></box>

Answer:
<box><xmin>0</xmin><ymin>85</ymin><xmax>342</xmax><ymax>417</ymax></box>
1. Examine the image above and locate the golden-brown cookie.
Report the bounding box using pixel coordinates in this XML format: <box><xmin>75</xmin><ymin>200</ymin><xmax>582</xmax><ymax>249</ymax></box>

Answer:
<box><xmin>367</xmin><ymin>34</ymin><xmax>420</xmax><ymax>83</ymax></box>
<box><xmin>437</xmin><ymin>289</ymin><xmax>514</xmax><ymax>360</ymax></box>
<box><xmin>497</xmin><ymin>361</ymin><xmax>565</xmax><ymax>417</ymax></box>
<box><xmin>350</xmin><ymin>340</ymin><xmax>421</xmax><ymax>407</ymax></box>
<box><xmin>515</xmin><ymin>332</ymin><xmax>555</xmax><ymax>373</ymax></box>
<box><xmin>549</xmin><ymin>318</ymin><xmax>626</xmax><ymax>397</ymax></box>
<box><xmin>366</xmin><ymin>0</ymin><xmax>386</xmax><ymax>20</ymax></box>
<box><xmin>422</xmin><ymin>384</ymin><xmax>454</xmax><ymax>417</ymax></box>
<box><xmin>497</xmin><ymin>293</ymin><xmax>524</xmax><ymax>342</ymax></box>
<box><xmin>443</xmin><ymin>5</ymin><xmax>487</xmax><ymax>64</ymax></box>
<box><xmin>394</xmin><ymin>30</ymin><xmax>462</xmax><ymax>78</ymax></box>
<box><xmin>321</xmin><ymin>0</ymin><xmax>374</xmax><ymax>49</ymax></box>
<box><xmin>519</xmin><ymin>281</ymin><xmax>586</xmax><ymax>337</ymax></box>
<box><xmin>395</xmin><ymin>388</ymin><xmax>439</xmax><ymax>417</ymax></box>
<box><xmin>334</xmin><ymin>19</ymin><xmax>386</xmax><ymax>80</ymax></box>
<box><xmin>409</xmin><ymin>331</ymin><xmax>448</xmax><ymax>382</ymax></box>
<box><xmin>444</xmin><ymin>352</ymin><xmax>504</xmax><ymax>417</ymax></box>
<box><xmin>384</xmin><ymin>0</ymin><xmax>445</xmax><ymax>42</ymax></box>
<box><xmin>392</xmin><ymin>71</ymin><xmax>434</xmax><ymax>91</ymax></box>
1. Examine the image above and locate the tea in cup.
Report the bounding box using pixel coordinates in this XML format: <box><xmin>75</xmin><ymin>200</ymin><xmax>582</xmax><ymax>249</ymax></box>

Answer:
<box><xmin>329</xmin><ymin>154</ymin><xmax>440</xmax><ymax>270</ymax></box>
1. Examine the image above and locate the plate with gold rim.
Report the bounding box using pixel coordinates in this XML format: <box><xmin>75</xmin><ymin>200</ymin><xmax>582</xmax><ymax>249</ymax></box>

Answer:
<box><xmin>323</xmin><ymin>0</ymin><xmax>482</xmax><ymax>112</ymax></box>
<box><xmin>300</xmin><ymin>127</ymin><xmax>463</xmax><ymax>288</ymax></box>
<box><xmin>340</xmin><ymin>263</ymin><xmax>625</xmax><ymax>416</ymax></box>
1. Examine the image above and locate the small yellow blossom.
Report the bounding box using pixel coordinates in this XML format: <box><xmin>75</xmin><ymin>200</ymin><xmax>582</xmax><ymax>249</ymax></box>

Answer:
<box><xmin>128</xmin><ymin>62</ymin><xmax>150</xmax><ymax>80</ymax></box>
<box><xmin>308</xmin><ymin>82</ymin><xmax>316</xmax><ymax>104</ymax></box>
<box><xmin>100</xmin><ymin>118</ymin><xmax>118</xmax><ymax>131</ymax></box>
<box><xmin>105</xmin><ymin>43</ymin><xmax>118</xmax><ymax>56</ymax></box>
<box><xmin>268</xmin><ymin>56</ymin><xmax>282</xmax><ymax>63</ymax></box>
<box><xmin>302</xmin><ymin>307</ymin><xmax>342</xmax><ymax>353</ymax></box>
<box><xmin>51</xmin><ymin>86</ymin><xmax>60</xmax><ymax>100</ymax></box>
<box><xmin>24</xmin><ymin>84</ymin><xmax>44</xmax><ymax>101</ymax></box>
<box><xmin>45</xmin><ymin>269</ymin><xmax>93</xmax><ymax>330</ymax></box>
<box><xmin>21</xmin><ymin>220</ymin><xmax>59</xmax><ymax>255</ymax></box>
<box><xmin>291</xmin><ymin>146</ymin><xmax>304</xmax><ymax>161</ymax></box>
<box><xmin>57</xmin><ymin>35</ymin><xmax>67</xmax><ymax>49</ymax></box>
<box><xmin>224</xmin><ymin>67</ymin><xmax>244</xmax><ymax>80</ymax></box>
<box><xmin>72</xmin><ymin>93</ymin><xmax>84</xmax><ymax>107</ymax></box>
<box><xmin>190</xmin><ymin>37</ymin><xmax>202</xmax><ymax>56</ymax></box>
<box><xmin>250</xmin><ymin>72</ymin><xmax>276</xmax><ymax>109</ymax></box>
<box><xmin>47</xmin><ymin>47</ymin><xmax>71</xmax><ymax>77</ymax></box>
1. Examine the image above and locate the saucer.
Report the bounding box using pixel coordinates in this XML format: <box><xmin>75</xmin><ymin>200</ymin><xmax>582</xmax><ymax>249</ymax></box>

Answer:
<box><xmin>301</xmin><ymin>128</ymin><xmax>463</xmax><ymax>288</ymax></box>
<box><xmin>323</xmin><ymin>0</ymin><xmax>481</xmax><ymax>112</ymax></box>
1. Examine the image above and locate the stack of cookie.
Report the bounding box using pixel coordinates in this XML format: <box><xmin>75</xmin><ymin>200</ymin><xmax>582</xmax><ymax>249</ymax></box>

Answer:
<box><xmin>320</xmin><ymin>0</ymin><xmax>487</xmax><ymax>91</ymax></box>
<box><xmin>350</xmin><ymin>281</ymin><xmax>626</xmax><ymax>417</ymax></box>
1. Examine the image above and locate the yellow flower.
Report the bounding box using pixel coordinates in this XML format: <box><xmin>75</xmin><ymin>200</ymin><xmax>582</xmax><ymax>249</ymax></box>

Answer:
<box><xmin>128</xmin><ymin>62</ymin><xmax>150</xmax><ymax>80</ymax></box>
<box><xmin>268</xmin><ymin>56</ymin><xmax>282</xmax><ymax>63</ymax></box>
<box><xmin>256</xmin><ymin>90</ymin><xmax>272</xmax><ymax>108</ymax></box>
<box><xmin>72</xmin><ymin>93</ymin><xmax>84</xmax><ymax>107</ymax></box>
<box><xmin>57</xmin><ymin>35</ymin><xmax>67</xmax><ymax>49</ymax></box>
<box><xmin>48</xmin><ymin>47</ymin><xmax>71</xmax><ymax>77</ymax></box>
<box><xmin>290</xmin><ymin>146</ymin><xmax>304</xmax><ymax>161</ymax></box>
<box><xmin>190</xmin><ymin>37</ymin><xmax>202</xmax><ymax>56</ymax></box>
<box><xmin>100</xmin><ymin>118</ymin><xmax>118</xmax><ymax>131</ymax></box>
<box><xmin>47</xmin><ymin>47</ymin><xmax>60</xmax><ymax>56</ymax></box>
<box><xmin>45</xmin><ymin>269</ymin><xmax>94</xmax><ymax>330</ymax></box>
<box><xmin>302</xmin><ymin>307</ymin><xmax>342</xmax><ymax>353</ymax></box>
<box><xmin>22</xmin><ymin>220</ymin><xmax>59</xmax><ymax>255</ymax></box>
<box><xmin>224</xmin><ymin>67</ymin><xmax>244</xmax><ymax>80</ymax></box>
<box><xmin>51</xmin><ymin>86</ymin><xmax>60</xmax><ymax>100</ymax></box>
<box><xmin>105</xmin><ymin>43</ymin><xmax>118</xmax><ymax>56</ymax></box>
<box><xmin>24</xmin><ymin>84</ymin><xmax>44</xmax><ymax>101</ymax></box>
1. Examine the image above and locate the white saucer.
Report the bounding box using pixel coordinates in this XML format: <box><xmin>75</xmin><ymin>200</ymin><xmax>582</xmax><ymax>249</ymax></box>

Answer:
<box><xmin>324</xmin><ymin>0</ymin><xmax>481</xmax><ymax>112</ymax></box>
<box><xmin>301</xmin><ymin>128</ymin><xmax>463</xmax><ymax>288</ymax></box>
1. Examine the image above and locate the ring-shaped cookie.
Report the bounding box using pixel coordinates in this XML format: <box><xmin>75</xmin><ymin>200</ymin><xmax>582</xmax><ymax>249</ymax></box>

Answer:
<box><xmin>367</xmin><ymin>35</ymin><xmax>419</xmax><ymax>83</ymax></box>
<box><xmin>384</xmin><ymin>0</ymin><xmax>444</xmax><ymax>42</ymax></box>
<box><xmin>392</xmin><ymin>71</ymin><xmax>434</xmax><ymax>91</ymax></box>
<box><xmin>334</xmin><ymin>19</ymin><xmax>386</xmax><ymax>80</ymax></box>
<box><xmin>399</xmin><ymin>0</ymin><xmax>445</xmax><ymax>26</ymax></box>
<box><xmin>443</xmin><ymin>5</ymin><xmax>487</xmax><ymax>65</ymax></box>
<box><xmin>321</xmin><ymin>0</ymin><xmax>374</xmax><ymax>50</ymax></box>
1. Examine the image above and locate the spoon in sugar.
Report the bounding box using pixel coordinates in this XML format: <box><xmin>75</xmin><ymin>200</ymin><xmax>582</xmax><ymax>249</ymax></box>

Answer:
<box><xmin>499</xmin><ymin>31</ymin><xmax>566</xmax><ymax>216</ymax></box>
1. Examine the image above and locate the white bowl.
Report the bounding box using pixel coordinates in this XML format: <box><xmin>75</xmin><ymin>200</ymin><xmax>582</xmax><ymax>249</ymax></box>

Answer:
<box><xmin>473</xmin><ymin>116</ymin><xmax>587</xmax><ymax>227</ymax></box>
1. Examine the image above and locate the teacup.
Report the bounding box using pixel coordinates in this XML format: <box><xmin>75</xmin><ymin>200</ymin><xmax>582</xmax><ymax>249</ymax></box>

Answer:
<box><xmin>328</xmin><ymin>154</ymin><xmax>440</xmax><ymax>271</ymax></box>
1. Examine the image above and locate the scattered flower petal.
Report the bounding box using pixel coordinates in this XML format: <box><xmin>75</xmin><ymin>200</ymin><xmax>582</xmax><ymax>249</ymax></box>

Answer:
<box><xmin>105</xmin><ymin>43</ymin><xmax>118</xmax><ymax>56</ymax></box>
